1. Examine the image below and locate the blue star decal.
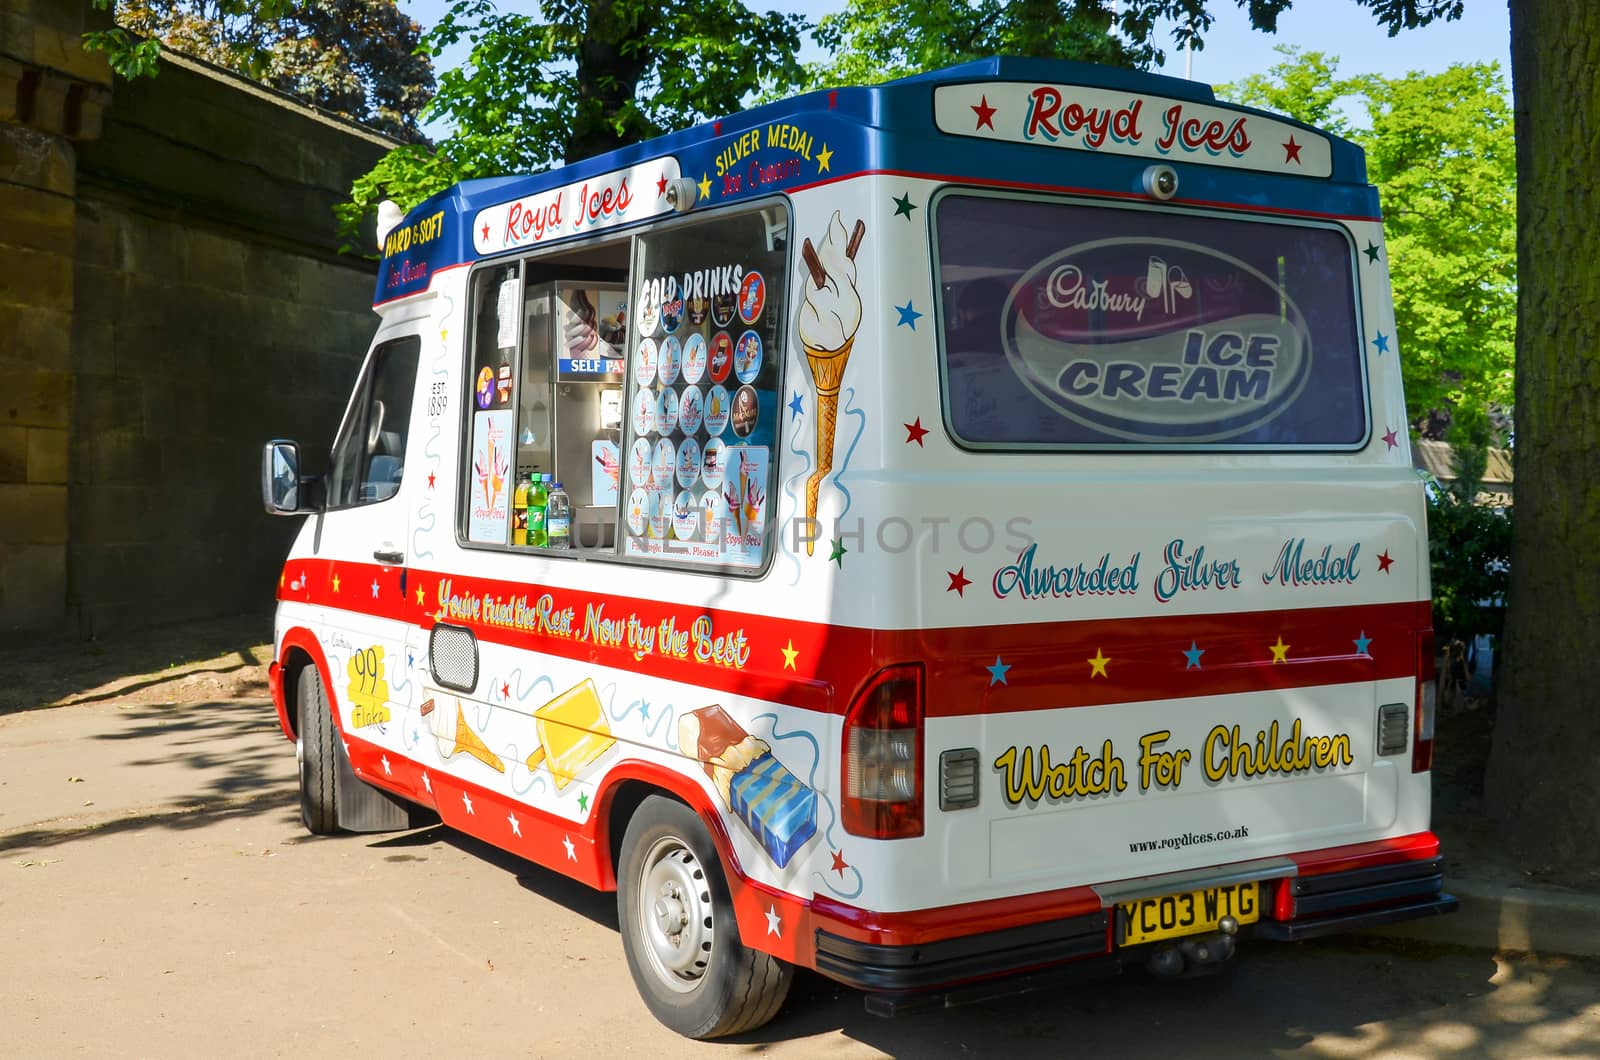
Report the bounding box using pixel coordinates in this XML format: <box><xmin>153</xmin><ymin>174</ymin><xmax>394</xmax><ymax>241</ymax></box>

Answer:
<box><xmin>986</xmin><ymin>655</ymin><xmax>1011</xmax><ymax>686</ymax></box>
<box><xmin>1371</xmin><ymin>331</ymin><xmax>1391</xmax><ymax>355</ymax></box>
<box><xmin>788</xmin><ymin>391</ymin><xmax>804</xmax><ymax>417</ymax></box>
<box><xmin>1183</xmin><ymin>641</ymin><xmax>1205</xmax><ymax>669</ymax></box>
<box><xmin>1353</xmin><ymin>631</ymin><xmax>1372</xmax><ymax>656</ymax></box>
<box><xmin>895</xmin><ymin>300</ymin><xmax>923</xmax><ymax>329</ymax></box>
<box><xmin>638</xmin><ymin>701</ymin><xmax>650</xmax><ymax>721</ymax></box>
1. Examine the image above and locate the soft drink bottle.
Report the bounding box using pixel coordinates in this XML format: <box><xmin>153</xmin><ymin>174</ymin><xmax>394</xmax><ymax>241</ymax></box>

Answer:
<box><xmin>529</xmin><ymin>473</ymin><xmax>550</xmax><ymax>547</ymax></box>
<box><xmin>546</xmin><ymin>481</ymin><xmax>571</xmax><ymax>549</ymax></box>
<box><xmin>513</xmin><ymin>473</ymin><xmax>531</xmax><ymax>546</ymax></box>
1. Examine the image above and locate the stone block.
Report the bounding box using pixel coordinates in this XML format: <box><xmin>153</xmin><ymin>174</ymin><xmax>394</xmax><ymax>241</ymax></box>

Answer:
<box><xmin>0</xmin><ymin>122</ymin><xmax>73</xmax><ymax>194</ymax></box>
<box><xmin>180</xmin><ymin>229</ymin><xmax>246</xmax><ymax>290</ymax></box>
<box><xmin>73</xmin><ymin>200</ymin><xmax>122</xmax><ymax>269</ymax></box>
<box><xmin>75</xmin><ymin>373</ymin><xmax>145</xmax><ymax>435</ymax></box>
<box><xmin>0</xmin><ymin>365</ymin><xmax>69</xmax><ymax>428</ymax></box>
<box><xmin>0</xmin><ymin>482</ymin><xmax>66</xmax><ymax>543</ymax></box>
<box><xmin>0</xmin><ymin>304</ymin><xmax>69</xmax><ymax>369</ymax></box>
<box><xmin>0</xmin><ymin>244</ymin><xmax>72</xmax><ymax>309</ymax></box>
<box><xmin>0</xmin><ymin>183</ymin><xmax>74</xmax><ymax>254</ymax></box>
<box><xmin>0</xmin><ymin>424</ymin><xmax>25</xmax><ymax>481</ymax></box>
<box><xmin>89</xmin><ymin>429</ymin><xmax>160</xmax><ymax>488</ymax></box>
<box><xmin>0</xmin><ymin>541</ymin><xmax>66</xmax><ymax>633</ymax></box>
<box><xmin>26</xmin><ymin>425</ymin><xmax>66</xmax><ymax>483</ymax></box>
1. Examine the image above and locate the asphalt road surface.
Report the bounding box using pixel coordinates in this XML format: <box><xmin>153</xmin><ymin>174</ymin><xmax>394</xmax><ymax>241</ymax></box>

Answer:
<box><xmin>4</xmin><ymin>698</ymin><xmax>1599</xmax><ymax>1058</ymax></box>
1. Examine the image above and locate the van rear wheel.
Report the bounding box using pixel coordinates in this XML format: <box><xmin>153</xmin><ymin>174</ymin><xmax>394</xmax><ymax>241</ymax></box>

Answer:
<box><xmin>296</xmin><ymin>665</ymin><xmax>340</xmax><ymax>835</ymax></box>
<box><xmin>617</xmin><ymin>796</ymin><xmax>792</xmax><ymax>1038</ymax></box>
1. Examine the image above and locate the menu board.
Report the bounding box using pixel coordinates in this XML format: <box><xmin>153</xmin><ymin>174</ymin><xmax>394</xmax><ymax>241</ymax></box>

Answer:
<box><xmin>621</xmin><ymin>217</ymin><xmax>783</xmax><ymax>570</ymax></box>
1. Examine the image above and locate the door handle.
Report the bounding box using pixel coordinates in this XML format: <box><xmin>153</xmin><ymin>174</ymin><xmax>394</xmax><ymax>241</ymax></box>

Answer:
<box><xmin>373</xmin><ymin>548</ymin><xmax>405</xmax><ymax>565</ymax></box>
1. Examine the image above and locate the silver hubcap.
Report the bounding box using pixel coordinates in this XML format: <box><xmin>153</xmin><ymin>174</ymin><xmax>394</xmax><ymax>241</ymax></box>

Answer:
<box><xmin>636</xmin><ymin>836</ymin><xmax>714</xmax><ymax>992</ymax></box>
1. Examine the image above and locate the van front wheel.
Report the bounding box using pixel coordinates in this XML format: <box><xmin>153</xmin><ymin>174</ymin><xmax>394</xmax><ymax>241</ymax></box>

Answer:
<box><xmin>296</xmin><ymin>665</ymin><xmax>340</xmax><ymax>835</ymax></box>
<box><xmin>617</xmin><ymin>796</ymin><xmax>792</xmax><ymax>1038</ymax></box>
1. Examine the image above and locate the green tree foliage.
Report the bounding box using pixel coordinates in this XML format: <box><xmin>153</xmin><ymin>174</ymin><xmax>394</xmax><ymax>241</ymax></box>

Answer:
<box><xmin>336</xmin><ymin>0</ymin><xmax>806</xmax><ymax>246</ymax></box>
<box><xmin>89</xmin><ymin>0</ymin><xmax>434</xmax><ymax>139</ymax></box>
<box><xmin>1219</xmin><ymin>48</ymin><xmax>1516</xmax><ymax>430</ymax></box>
<box><xmin>1425</xmin><ymin>408</ymin><xmax>1512</xmax><ymax>644</ymax></box>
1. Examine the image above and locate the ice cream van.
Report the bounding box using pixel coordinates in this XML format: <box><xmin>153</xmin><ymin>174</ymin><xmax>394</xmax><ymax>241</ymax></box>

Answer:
<box><xmin>261</xmin><ymin>57</ymin><xmax>1455</xmax><ymax>1038</ymax></box>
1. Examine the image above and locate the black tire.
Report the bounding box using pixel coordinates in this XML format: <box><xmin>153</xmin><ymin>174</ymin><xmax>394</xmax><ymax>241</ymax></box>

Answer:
<box><xmin>617</xmin><ymin>796</ymin><xmax>793</xmax><ymax>1039</ymax></box>
<box><xmin>296</xmin><ymin>665</ymin><xmax>341</xmax><ymax>835</ymax></box>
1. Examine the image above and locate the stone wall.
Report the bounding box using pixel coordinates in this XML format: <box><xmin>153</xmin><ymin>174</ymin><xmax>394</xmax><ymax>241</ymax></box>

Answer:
<box><xmin>1</xmin><ymin>1</ymin><xmax>398</xmax><ymax>639</ymax></box>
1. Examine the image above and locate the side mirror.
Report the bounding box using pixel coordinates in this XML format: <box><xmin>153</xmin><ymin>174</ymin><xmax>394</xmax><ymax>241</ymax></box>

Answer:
<box><xmin>262</xmin><ymin>439</ymin><xmax>315</xmax><ymax>515</ymax></box>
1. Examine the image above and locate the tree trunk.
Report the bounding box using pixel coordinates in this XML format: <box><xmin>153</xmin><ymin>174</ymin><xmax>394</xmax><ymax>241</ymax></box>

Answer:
<box><xmin>1483</xmin><ymin>0</ymin><xmax>1600</xmax><ymax>871</ymax></box>
<box><xmin>567</xmin><ymin>0</ymin><xmax>654</xmax><ymax>163</ymax></box>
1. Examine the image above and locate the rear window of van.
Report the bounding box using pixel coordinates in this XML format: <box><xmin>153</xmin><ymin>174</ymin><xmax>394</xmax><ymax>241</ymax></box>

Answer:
<box><xmin>933</xmin><ymin>192</ymin><xmax>1369</xmax><ymax>450</ymax></box>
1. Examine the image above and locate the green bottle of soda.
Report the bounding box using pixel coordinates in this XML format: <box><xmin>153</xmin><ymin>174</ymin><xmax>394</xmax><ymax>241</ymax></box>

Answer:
<box><xmin>529</xmin><ymin>473</ymin><xmax>550</xmax><ymax>547</ymax></box>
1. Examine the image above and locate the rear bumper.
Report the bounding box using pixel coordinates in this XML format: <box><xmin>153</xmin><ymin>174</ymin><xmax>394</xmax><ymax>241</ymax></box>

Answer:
<box><xmin>807</xmin><ymin>834</ymin><xmax>1456</xmax><ymax>1007</ymax></box>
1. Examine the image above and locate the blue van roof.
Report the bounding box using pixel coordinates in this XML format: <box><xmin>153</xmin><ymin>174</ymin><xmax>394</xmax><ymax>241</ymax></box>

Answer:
<box><xmin>375</xmin><ymin>57</ymin><xmax>1374</xmax><ymax>305</ymax></box>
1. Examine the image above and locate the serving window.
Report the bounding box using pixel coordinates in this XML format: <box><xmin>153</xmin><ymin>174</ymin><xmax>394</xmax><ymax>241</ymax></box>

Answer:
<box><xmin>459</xmin><ymin>201</ymin><xmax>787</xmax><ymax>574</ymax></box>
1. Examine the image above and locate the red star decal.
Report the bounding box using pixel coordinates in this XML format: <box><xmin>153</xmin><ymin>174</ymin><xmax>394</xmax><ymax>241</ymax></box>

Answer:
<box><xmin>656</xmin><ymin>173</ymin><xmax>668</xmax><ymax>197</ymax></box>
<box><xmin>1382</xmin><ymin>427</ymin><xmax>1398</xmax><ymax>450</ymax></box>
<box><xmin>827</xmin><ymin>89</ymin><xmax>838</xmax><ymax>109</ymax></box>
<box><xmin>1377</xmin><ymin>550</ymin><xmax>1395</xmax><ymax>573</ymax></box>
<box><xmin>427</xmin><ymin>471</ymin><xmax>437</xmax><ymax>488</ymax></box>
<box><xmin>501</xmin><ymin>682</ymin><xmax>511</xmax><ymax>700</ymax></box>
<box><xmin>1283</xmin><ymin>136</ymin><xmax>1303</xmax><ymax>164</ymax></box>
<box><xmin>830</xmin><ymin>848</ymin><xmax>849</xmax><ymax>878</ymax></box>
<box><xmin>713</xmin><ymin>121</ymin><xmax>722</xmax><ymax>135</ymax></box>
<box><xmin>904</xmin><ymin>418</ymin><xmax>929</xmax><ymax>446</ymax></box>
<box><xmin>480</xmin><ymin>223</ymin><xmax>489</xmax><ymax>242</ymax></box>
<box><xmin>947</xmin><ymin>568</ymin><xmax>971</xmax><ymax>596</ymax></box>
<box><xmin>972</xmin><ymin>95</ymin><xmax>997</xmax><ymax>130</ymax></box>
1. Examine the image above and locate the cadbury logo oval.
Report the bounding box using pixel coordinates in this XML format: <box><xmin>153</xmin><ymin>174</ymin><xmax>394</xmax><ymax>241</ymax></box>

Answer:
<box><xmin>1000</xmin><ymin>238</ymin><xmax>1315</xmax><ymax>443</ymax></box>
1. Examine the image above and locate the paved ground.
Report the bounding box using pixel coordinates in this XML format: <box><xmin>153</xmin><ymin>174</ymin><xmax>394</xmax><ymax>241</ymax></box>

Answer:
<box><xmin>5</xmin><ymin>695</ymin><xmax>1600</xmax><ymax>1058</ymax></box>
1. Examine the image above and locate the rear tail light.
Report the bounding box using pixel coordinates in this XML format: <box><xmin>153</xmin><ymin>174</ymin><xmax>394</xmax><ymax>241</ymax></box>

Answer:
<box><xmin>1413</xmin><ymin>629</ymin><xmax>1437</xmax><ymax>772</ymax></box>
<box><xmin>842</xmin><ymin>664</ymin><xmax>924</xmax><ymax>839</ymax></box>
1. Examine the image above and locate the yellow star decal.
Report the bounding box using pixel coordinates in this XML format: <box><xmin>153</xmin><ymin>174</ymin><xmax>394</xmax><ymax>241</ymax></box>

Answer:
<box><xmin>1270</xmin><ymin>636</ymin><xmax>1291</xmax><ymax>663</ymax></box>
<box><xmin>415</xmin><ymin>584</ymin><xmax>426</xmax><ymax>606</ymax></box>
<box><xmin>1088</xmin><ymin>648</ymin><xmax>1110</xmax><ymax>678</ymax></box>
<box><xmin>331</xmin><ymin>571</ymin><xmax>341</xmax><ymax>593</ymax></box>
<box><xmin>816</xmin><ymin>144</ymin><xmax>833</xmax><ymax>173</ymax></box>
<box><xmin>781</xmin><ymin>640</ymin><xmax>798</xmax><ymax>670</ymax></box>
<box><xmin>698</xmin><ymin>172</ymin><xmax>712</xmax><ymax>200</ymax></box>
<box><xmin>278</xmin><ymin>571</ymin><xmax>285</xmax><ymax>589</ymax></box>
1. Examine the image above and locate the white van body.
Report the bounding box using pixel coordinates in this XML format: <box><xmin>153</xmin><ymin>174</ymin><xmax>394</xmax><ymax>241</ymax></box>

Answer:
<box><xmin>264</xmin><ymin>58</ymin><xmax>1454</xmax><ymax>1036</ymax></box>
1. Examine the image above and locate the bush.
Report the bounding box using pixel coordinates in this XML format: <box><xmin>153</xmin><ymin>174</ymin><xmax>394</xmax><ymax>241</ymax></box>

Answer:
<box><xmin>1425</xmin><ymin>408</ymin><xmax>1512</xmax><ymax>644</ymax></box>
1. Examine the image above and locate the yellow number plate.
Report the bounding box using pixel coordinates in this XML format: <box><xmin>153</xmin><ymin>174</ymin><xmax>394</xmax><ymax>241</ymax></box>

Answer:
<box><xmin>1116</xmin><ymin>881</ymin><xmax>1260</xmax><ymax>947</ymax></box>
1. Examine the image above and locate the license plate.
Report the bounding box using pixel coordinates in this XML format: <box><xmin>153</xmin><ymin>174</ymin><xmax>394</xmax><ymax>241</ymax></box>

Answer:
<box><xmin>1116</xmin><ymin>881</ymin><xmax>1260</xmax><ymax>947</ymax></box>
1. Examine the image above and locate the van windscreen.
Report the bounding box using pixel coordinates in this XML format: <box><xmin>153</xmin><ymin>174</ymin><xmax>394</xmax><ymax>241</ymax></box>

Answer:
<box><xmin>934</xmin><ymin>192</ymin><xmax>1369</xmax><ymax>450</ymax></box>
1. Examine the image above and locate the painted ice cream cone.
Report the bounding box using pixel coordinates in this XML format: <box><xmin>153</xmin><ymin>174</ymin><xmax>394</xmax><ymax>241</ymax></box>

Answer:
<box><xmin>798</xmin><ymin>212</ymin><xmax>866</xmax><ymax>555</ymax></box>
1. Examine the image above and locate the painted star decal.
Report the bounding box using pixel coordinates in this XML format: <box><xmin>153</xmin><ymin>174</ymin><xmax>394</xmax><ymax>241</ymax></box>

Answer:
<box><xmin>896</xmin><ymin>300</ymin><xmax>922</xmax><ymax>329</ymax></box>
<box><xmin>416</xmin><ymin>585</ymin><xmax>426</xmax><ymax>606</ymax></box>
<box><xmin>788</xmin><ymin>391</ymin><xmax>804</xmax><ymax>416</ymax></box>
<box><xmin>1353</xmin><ymin>631</ymin><xmax>1373</xmax><ymax>656</ymax></box>
<box><xmin>781</xmin><ymin>640</ymin><xmax>798</xmax><ymax>670</ymax></box>
<box><xmin>332</xmin><ymin>572</ymin><xmax>341</xmax><ymax>593</ymax></box>
<box><xmin>562</xmin><ymin>835</ymin><xmax>577</xmax><ymax>861</ymax></box>
<box><xmin>501</xmin><ymin>681</ymin><xmax>511</xmax><ymax>701</ymax></box>
<box><xmin>422</xmin><ymin>771</ymin><xmax>431</xmax><ymax>793</ymax></box>
<box><xmin>947</xmin><ymin>568</ymin><xmax>971</xmax><ymax>596</ymax></box>
<box><xmin>462</xmin><ymin>791</ymin><xmax>474</xmax><ymax>815</ymax></box>
<box><xmin>765</xmin><ymin>904</ymin><xmax>782</xmax><ymax>937</ymax></box>
<box><xmin>827</xmin><ymin>89</ymin><xmax>838</xmax><ymax>109</ymax></box>
<box><xmin>1283</xmin><ymin>136</ymin><xmax>1303</xmax><ymax>164</ymax></box>
<box><xmin>904</xmin><ymin>418</ymin><xmax>929</xmax><ymax>446</ymax></box>
<box><xmin>1364</xmin><ymin>241</ymin><xmax>1382</xmax><ymax>264</ymax></box>
<box><xmin>381</xmin><ymin>755</ymin><xmax>392</xmax><ymax>775</ymax></box>
<box><xmin>1183</xmin><ymin>641</ymin><xmax>1205</xmax><ymax>669</ymax></box>
<box><xmin>1372</xmin><ymin>331</ymin><xmax>1391</xmax><ymax>355</ymax></box>
<box><xmin>371</xmin><ymin>578</ymin><xmax>380</xmax><ymax>599</ymax></box>
<box><xmin>829</xmin><ymin>539</ymin><xmax>847</xmax><ymax>567</ymax></box>
<box><xmin>698</xmin><ymin>173</ymin><xmax>712</xmax><ymax>200</ymax></box>
<box><xmin>656</xmin><ymin>173</ymin><xmax>668</xmax><ymax>197</ymax></box>
<box><xmin>480</xmin><ymin>223</ymin><xmax>489</xmax><ymax>242</ymax></box>
<box><xmin>972</xmin><ymin>94</ymin><xmax>997</xmax><ymax>130</ymax></box>
<box><xmin>508</xmin><ymin>812</ymin><xmax>521</xmax><ymax>837</ymax></box>
<box><xmin>1270</xmin><ymin>636</ymin><xmax>1291</xmax><ymax>664</ymax></box>
<box><xmin>1378</xmin><ymin>550</ymin><xmax>1395</xmax><ymax>573</ymax></box>
<box><xmin>577</xmin><ymin>791</ymin><xmax>589</xmax><ymax>813</ymax></box>
<box><xmin>893</xmin><ymin>192</ymin><xmax>916</xmax><ymax>219</ymax></box>
<box><xmin>816</xmin><ymin>144</ymin><xmax>834</xmax><ymax>173</ymax></box>
<box><xmin>831</xmin><ymin>849</ymin><xmax>850</xmax><ymax>879</ymax></box>
<box><xmin>427</xmin><ymin>471</ymin><xmax>436</xmax><ymax>489</ymax></box>
<box><xmin>1383</xmin><ymin>427</ymin><xmax>1399</xmax><ymax>450</ymax></box>
<box><xmin>1088</xmin><ymin>648</ymin><xmax>1110</xmax><ymax>678</ymax></box>
<box><xmin>987</xmin><ymin>655</ymin><xmax>1011</xmax><ymax>686</ymax></box>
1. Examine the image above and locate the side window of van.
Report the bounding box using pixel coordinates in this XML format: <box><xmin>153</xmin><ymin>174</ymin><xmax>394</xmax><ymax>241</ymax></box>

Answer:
<box><xmin>327</xmin><ymin>337</ymin><xmax>421</xmax><ymax>509</ymax></box>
